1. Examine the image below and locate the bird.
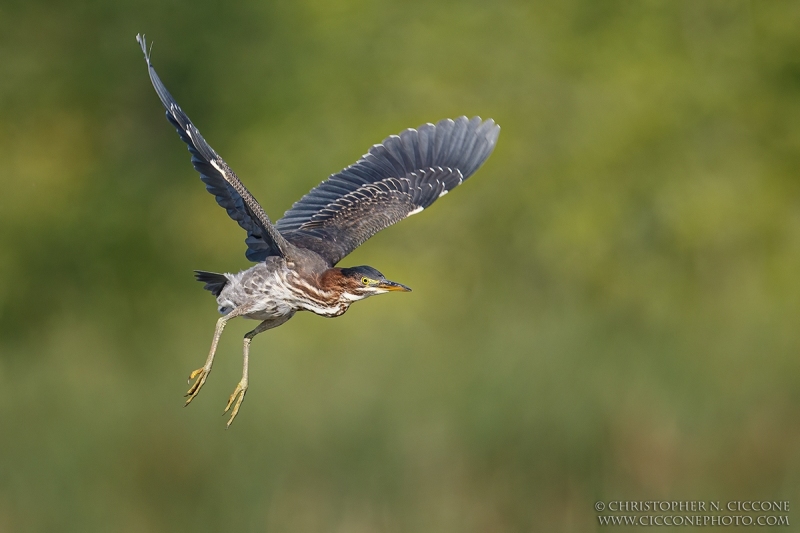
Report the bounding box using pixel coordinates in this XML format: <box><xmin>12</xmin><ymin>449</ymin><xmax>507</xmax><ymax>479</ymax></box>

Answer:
<box><xmin>136</xmin><ymin>34</ymin><xmax>500</xmax><ymax>427</ymax></box>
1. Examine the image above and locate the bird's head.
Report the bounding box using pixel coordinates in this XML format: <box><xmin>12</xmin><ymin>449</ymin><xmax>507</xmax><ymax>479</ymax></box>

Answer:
<box><xmin>337</xmin><ymin>266</ymin><xmax>411</xmax><ymax>301</ymax></box>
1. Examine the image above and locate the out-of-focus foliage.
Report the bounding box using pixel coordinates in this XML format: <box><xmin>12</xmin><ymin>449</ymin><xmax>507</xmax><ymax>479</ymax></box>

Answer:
<box><xmin>1</xmin><ymin>0</ymin><xmax>799</xmax><ymax>531</ymax></box>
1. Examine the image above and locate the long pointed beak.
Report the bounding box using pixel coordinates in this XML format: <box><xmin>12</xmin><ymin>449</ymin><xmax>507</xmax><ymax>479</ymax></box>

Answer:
<box><xmin>378</xmin><ymin>280</ymin><xmax>412</xmax><ymax>292</ymax></box>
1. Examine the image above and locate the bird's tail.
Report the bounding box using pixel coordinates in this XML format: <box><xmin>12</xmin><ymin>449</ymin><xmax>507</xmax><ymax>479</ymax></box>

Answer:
<box><xmin>194</xmin><ymin>270</ymin><xmax>229</xmax><ymax>296</ymax></box>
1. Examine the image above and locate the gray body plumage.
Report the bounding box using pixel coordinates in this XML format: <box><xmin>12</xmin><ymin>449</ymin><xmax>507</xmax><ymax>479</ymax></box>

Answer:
<box><xmin>215</xmin><ymin>257</ymin><xmax>351</xmax><ymax>320</ymax></box>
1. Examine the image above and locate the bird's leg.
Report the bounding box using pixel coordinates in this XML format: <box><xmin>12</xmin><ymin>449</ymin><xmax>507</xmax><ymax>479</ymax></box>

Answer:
<box><xmin>222</xmin><ymin>322</ymin><xmax>262</xmax><ymax>427</ymax></box>
<box><xmin>185</xmin><ymin>308</ymin><xmax>243</xmax><ymax>405</ymax></box>
<box><xmin>224</xmin><ymin>312</ymin><xmax>294</xmax><ymax>428</ymax></box>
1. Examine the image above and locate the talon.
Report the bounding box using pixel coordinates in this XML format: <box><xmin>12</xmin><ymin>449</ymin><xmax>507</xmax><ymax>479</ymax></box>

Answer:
<box><xmin>185</xmin><ymin>367</ymin><xmax>210</xmax><ymax>405</ymax></box>
<box><xmin>224</xmin><ymin>381</ymin><xmax>247</xmax><ymax>428</ymax></box>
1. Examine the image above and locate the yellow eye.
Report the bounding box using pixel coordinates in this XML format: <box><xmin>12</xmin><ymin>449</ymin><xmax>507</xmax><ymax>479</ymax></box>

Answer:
<box><xmin>361</xmin><ymin>277</ymin><xmax>370</xmax><ymax>285</ymax></box>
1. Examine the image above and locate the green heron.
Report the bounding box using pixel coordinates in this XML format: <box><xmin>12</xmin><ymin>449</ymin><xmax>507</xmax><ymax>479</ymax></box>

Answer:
<box><xmin>137</xmin><ymin>35</ymin><xmax>500</xmax><ymax>427</ymax></box>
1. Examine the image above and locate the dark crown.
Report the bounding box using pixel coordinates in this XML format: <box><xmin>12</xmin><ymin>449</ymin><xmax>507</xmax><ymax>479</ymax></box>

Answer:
<box><xmin>340</xmin><ymin>266</ymin><xmax>384</xmax><ymax>280</ymax></box>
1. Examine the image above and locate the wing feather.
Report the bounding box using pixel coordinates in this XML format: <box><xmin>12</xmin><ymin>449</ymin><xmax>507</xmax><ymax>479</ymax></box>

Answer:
<box><xmin>137</xmin><ymin>34</ymin><xmax>289</xmax><ymax>262</ymax></box>
<box><xmin>276</xmin><ymin>117</ymin><xmax>499</xmax><ymax>265</ymax></box>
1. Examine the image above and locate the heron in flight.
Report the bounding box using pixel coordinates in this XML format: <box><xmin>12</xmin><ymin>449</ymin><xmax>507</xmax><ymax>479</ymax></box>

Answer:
<box><xmin>136</xmin><ymin>35</ymin><xmax>500</xmax><ymax>427</ymax></box>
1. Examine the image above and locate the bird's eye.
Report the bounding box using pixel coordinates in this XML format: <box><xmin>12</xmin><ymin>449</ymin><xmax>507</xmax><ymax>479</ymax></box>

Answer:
<box><xmin>361</xmin><ymin>277</ymin><xmax>370</xmax><ymax>285</ymax></box>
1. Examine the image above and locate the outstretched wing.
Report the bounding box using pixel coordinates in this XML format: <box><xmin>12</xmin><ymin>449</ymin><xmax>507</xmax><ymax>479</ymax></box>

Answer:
<box><xmin>136</xmin><ymin>34</ymin><xmax>290</xmax><ymax>262</ymax></box>
<box><xmin>276</xmin><ymin>117</ymin><xmax>500</xmax><ymax>266</ymax></box>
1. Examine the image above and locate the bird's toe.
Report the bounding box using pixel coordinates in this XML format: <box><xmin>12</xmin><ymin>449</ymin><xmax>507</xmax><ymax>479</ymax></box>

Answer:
<box><xmin>185</xmin><ymin>367</ymin><xmax>210</xmax><ymax>405</ymax></box>
<box><xmin>224</xmin><ymin>381</ymin><xmax>248</xmax><ymax>428</ymax></box>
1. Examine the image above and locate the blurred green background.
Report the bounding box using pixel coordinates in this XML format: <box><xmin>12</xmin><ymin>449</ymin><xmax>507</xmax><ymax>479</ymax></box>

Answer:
<box><xmin>2</xmin><ymin>0</ymin><xmax>800</xmax><ymax>531</ymax></box>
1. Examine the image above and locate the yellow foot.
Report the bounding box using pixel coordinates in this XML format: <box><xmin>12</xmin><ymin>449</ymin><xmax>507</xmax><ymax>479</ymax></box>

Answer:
<box><xmin>185</xmin><ymin>367</ymin><xmax>210</xmax><ymax>405</ymax></box>
<box><xmin>223</xmin><ymin>381</ymin><xmax>248</xmax><ymax>428</ymax></box>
